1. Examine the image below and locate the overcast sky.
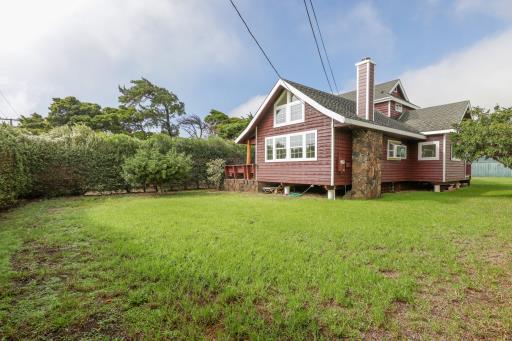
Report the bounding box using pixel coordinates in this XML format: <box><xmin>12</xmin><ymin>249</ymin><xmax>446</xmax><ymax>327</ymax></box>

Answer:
<box><xmin>1</xmin><ymin>0</ymin><xmax>512</xmax><ymax>120</ymax></box>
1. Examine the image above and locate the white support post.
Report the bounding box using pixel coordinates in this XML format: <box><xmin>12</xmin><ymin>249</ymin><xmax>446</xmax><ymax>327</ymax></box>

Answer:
<box><xmin>434</xmin><ymin>184</ymin><xmax>441</xmax><ymax>193</ymax></box>
<box><xmin>284</xmin><ymin>186</ymin><xmax>290</xmax><ymax>196</ymax></box>
<box><xmin>327</xmin><ymin>189</ymin><xmax>336</xmax><ymax>200</ymax></box>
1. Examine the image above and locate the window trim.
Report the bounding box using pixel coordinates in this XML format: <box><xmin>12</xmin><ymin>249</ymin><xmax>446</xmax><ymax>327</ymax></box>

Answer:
<box><xmin>394</xmin><ymin>102</ymin><xmax>403</xmax><ymax>113</ymax></box>
<box><xmin>418</xmin><ymin>141</ymin><xmax>440</xmax><ymax>161</ymax></box>
<box><xmin>387</xmin><ymin>139</ymin><xmax>407</xmax><ymax>160</ymax></box>
<box><xmin>264</xmin><ymin>130</ymin><xmax>317</xmax><ymax>162</ymax></box>
<box><xmin>450</xmin><ymin>144</ymin><xmax>461</xmax><ymax>161</ymax></box>
<box><xmin>273</xmin><ymin>91</ymin><xmax>305</xmax><ymax>128</ymax></box>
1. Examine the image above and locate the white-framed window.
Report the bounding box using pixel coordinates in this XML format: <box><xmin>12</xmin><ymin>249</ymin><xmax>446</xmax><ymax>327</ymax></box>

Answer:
<box><xmin>274</xmin><ymin>90</ymin><xmax>304</xmax><ymax>127</ymax></box>
<box><xmin>395</xmin><ymin>103</ymin><xmax>403</xmax><ymax>113</ymax></box>
<box><xmin>264</xmin><ymin>130</ymin><xmax>317</xmax><ymax>162</ymax></box>
<box><xmin>451</xmin><ymin>144</ymin><xmax>461</xmax><ymax>161</ymax></box>
<box><xmin>387</xmin><ymin>140</ymin><xmax>407</xmax><ymax>160</ymax></box>
<box><xmin>418</xmin><ymin>141</ymin><xmax>440</xmax><ymax>160</ymax></box>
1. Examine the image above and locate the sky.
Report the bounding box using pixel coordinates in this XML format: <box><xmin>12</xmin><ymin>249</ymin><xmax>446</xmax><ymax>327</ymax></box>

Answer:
<box><xmin>1</xmin><ymin>0</ymin><xmax>512</xmax><ymax>121</ymax></box>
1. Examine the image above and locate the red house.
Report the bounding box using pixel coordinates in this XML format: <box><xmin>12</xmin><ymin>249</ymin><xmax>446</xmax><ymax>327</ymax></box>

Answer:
<box><xmin>227</xmin><ymin>58</ymin><xmax>471</xmax><ymax>199</ymax></box>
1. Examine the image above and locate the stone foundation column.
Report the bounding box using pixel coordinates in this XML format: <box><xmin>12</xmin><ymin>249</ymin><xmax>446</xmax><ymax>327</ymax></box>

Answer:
<box><xmin>351</xmin><ymin>129</ymin><xmax>383</xmax><ymax>199</ymax></box>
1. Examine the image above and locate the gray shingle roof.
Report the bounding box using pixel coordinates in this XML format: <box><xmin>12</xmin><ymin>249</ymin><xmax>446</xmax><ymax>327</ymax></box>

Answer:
<box><xmin>285</xmin><ymin>79</ymin><xmax>421</xmax><ymax>134</ymax></box>
<box><xmin>338</xmin><ymin>79</ymin><xmax>400</xmax><ymax>102</ymax></box>
<box><xmin>398</xmin><ymin>101</ymin><xmax>470</xmax><ymax>132</ymax></box>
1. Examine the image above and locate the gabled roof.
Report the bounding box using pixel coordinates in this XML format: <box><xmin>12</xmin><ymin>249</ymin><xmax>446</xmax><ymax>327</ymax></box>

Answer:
<box><xmin>285</xmin><ymin>80</ymin><xmax>422</xmax><ymax>134</ymax></box>
<box><xmin>339</xmin><ymin>79</ymin><xmax>399</xmax><ymax>101</ymax></box>
<box><xmin>338</xmin><ymin>79</ymin><xmax>418</xmax><ymax>108</ymax></box>
<box><xmin>235</xmin><ymin>79</ymin><xmax>426</xmax><ymax>143</ymax></box>
<box><xmin>399</xmin><ymin>100</ymin><xmax>471</xmax><ymax>133</ymax></box>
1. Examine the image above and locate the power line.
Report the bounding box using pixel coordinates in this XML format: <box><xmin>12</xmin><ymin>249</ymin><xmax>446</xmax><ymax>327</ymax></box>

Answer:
<box><xmin>308</xmin><ymin>0</ymin><xmax>339</xmax><ymax>93</ymax></box>
<box><xmin>302</xmin><ymin>0</ymin><xmax>333</xmax><ymax>94</ymax></box>
<box><xmin>0</xmin><ymin>89</ymin><xmax>20</xmax><ymax>117</ymax></box>
<box><xmin>228</xmin><ymin>0</ymin><xmax>282</xmax><ymax>79</ymax></box>
<box><xmin>228</xmin><ymin>0</ymin><xmax>306</xmax><ymax>106</ymax></box>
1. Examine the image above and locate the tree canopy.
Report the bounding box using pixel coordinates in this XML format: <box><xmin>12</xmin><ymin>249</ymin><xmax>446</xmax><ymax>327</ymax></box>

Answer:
<box><xmin>204</xmin><ymin>109</ymin><xmax>252</xmax><ymax>140</ymax></box>
<box><xmin>451</xmin><ymin>106</ymin><xmax>512</xmax><ymax>168</ymax></box>
<box><xmin>118</xmin><ymin>78</ymin><xmax>185</xmax><ymax>137</ymax></box>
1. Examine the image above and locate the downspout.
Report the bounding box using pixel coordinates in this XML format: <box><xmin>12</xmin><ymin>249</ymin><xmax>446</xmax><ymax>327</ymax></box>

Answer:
<box><xmin>442</xmin><ymin>134</ymin><xmax>447</xmax><ymax>182</ymax></box>
<box><xmin>330</xmin><ymin>118</ymin><xmax>335</xmax><ymax>187</ymax></box>
<box><xmin>255</xmin><ymin>126</ymin><xmax>258</xmax><ymax>181</ymax></box>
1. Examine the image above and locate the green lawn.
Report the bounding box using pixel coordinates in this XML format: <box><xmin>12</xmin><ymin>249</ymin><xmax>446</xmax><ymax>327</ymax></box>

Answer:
<box><xmin>1</xmin><ymin>178</ymin><xmax>511</xmax><ymax>340</ymax></box>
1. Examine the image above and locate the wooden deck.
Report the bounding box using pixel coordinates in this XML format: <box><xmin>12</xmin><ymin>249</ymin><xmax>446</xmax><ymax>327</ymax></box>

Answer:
<box><xmin>225</xmin><ymin>164</ymin><xmax>255</xmax><ymax>180</ymax></box>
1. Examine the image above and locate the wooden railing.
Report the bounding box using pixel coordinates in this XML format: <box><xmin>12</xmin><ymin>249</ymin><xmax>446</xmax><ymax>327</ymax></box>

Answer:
<box><xmin>225</xmin><ymin>164</ymin><xmax>255</xmax><ymax>180</ymax></box>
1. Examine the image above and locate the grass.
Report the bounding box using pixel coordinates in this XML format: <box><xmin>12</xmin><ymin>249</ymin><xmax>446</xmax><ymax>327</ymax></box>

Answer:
<box><xmin>0</xmin><ymin>178</ymin><xmax>511</xmax><ymax>340</ymax></box>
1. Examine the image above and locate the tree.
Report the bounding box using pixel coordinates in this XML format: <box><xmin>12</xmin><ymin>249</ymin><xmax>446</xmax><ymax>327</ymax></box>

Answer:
<box><xmin>19</xmin><ymin>113</ymin><xmax>51</xmax><ymax>134</ymax></box>
<box><xmin>47</xmin><ymin>97</ymin><xmax>102</xmax><ymax>127</ymax></box>
<box><xmin>118</xmin><ymin>78</ymin><xmax>185</xmax><ymax>137</ymax></box>
<box><xmin>204</xmin><ymin>109</ymin><xmax>252</xmax><ymax>140</ymax></box>
<box><xmin>179</xmin><ymin>114</ymin><xmax>211</xmax><ymax>138</ymax></box>
<box><xmin>451</xmin><ymin>106</ymin><xmax>512</xmax><ymax>168</ymax></box>
<box><xmin>204</xmin><ymin>109</ymin><xmax>230</xmax><ymax>134</ymax></box>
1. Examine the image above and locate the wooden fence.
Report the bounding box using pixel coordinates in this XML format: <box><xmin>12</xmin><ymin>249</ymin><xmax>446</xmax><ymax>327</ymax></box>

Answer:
<box><xmin>472</xmin><ymin>159</ymin><xmax>512</xmax><ymax>177</ymax></box>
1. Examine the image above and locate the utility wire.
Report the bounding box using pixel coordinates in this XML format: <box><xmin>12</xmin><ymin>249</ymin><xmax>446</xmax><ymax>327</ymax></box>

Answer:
<box><xmin>0</xmin><ymin>89</ymin><xmax>20</xmax><ymax>116</ymax></box>
<box><xmin>308</xmin><ymin>0</ymin><xmax>339</xmax><ymax>93</ymax></box>
<box><xmin>228</xmin><ymin>0</ymin><xmax>282</xmax><ymax>79</ymax></box>
<box><xmin>302</xmin><ymin>0</ymin><xmax>334</xmax><ymax>94</ymax></box>
<box><xmin>228</xmin><ymin>0</ymin><xmax>305</xmax><ymax>105</ymax></box>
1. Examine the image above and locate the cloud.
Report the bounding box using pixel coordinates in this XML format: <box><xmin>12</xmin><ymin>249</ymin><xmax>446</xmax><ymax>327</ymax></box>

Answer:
<box><xmin>0</xmin><ymin>0</ymin><xmax>242</xmax><ymax>117</ymax></box>
<box><xmin>454</xmin><ymin>0</ymin><xmax>512</xmax><ymax>20</ymax></box>
<box><xmin>326</xmin><ymin>2</ymin><xmax>394</xmax><ymax>60</ymax></box>
<box><xmin>229</xmin><ymin>95</ymin><xmax>266</xmax><ymax>118</ymax></box>
<box><xmin>400</xmin><ymin>28</ymin><xmax>512</xmax><ymax>109</ymax></box>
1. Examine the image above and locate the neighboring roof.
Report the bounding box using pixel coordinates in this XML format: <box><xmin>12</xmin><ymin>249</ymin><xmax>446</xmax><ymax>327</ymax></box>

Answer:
<box><xmin>285</xmin><ymin>80</ymin><xmax>421</xmax><ymax>134</ymax></box>
<box><xmin>399</xmin><ymin>100</ymin><xmax>470</xmax><ymax>132</ymax></box>
<box><xmin>338</xmin><ymin>79</ymin><xmax>400</xmax><ymax>102</ymax></box>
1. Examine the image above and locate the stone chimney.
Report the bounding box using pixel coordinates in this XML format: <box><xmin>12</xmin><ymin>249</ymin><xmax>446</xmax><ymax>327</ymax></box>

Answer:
<box><xmin>355</xmin><ymin>57</ymin><xmax>375</xmax><ymax>121</ymax></box>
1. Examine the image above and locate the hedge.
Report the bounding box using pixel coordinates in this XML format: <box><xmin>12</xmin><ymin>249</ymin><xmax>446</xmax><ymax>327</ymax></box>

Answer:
<box><xmin>0</xmin><ymin>125</ymin><xmax>244</xmax><ymax>209</ymax></box>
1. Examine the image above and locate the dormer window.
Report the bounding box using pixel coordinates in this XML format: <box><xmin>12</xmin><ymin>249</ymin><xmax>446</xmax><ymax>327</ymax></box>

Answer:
<box><xmin>274</xmin><ymin>90</ymin><xmax>304</xmax><ymax>127</ymax></box>
<box><xmin>395</xmin><ymin>103</ymin><xmax>403</xmax><ymax>113</ymax></box>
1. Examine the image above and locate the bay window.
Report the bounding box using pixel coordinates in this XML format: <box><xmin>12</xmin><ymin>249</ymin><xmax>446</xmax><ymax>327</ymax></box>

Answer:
<box><xmin>274</xmin><ymin>90</ymin><xmax>304</xmax><ymax>127</ymax></box>
<box><xmin>265</xmin><ymin>130</ymin><xmax>317</xmax><ymax>162</ymax></box>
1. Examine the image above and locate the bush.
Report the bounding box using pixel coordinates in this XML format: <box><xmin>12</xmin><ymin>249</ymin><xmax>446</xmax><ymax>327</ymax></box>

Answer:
<box><xmin>0</xmin><ymin>126</ymin><xmax>243</xmax><ymax>209</ymax></box>
<box><xmin>174</xmin><ymin>136</ymin><xmax>244</xmax><ymax>188</ymax></box>
<box><xmin>206</xmin><ymin>159</ymin><xmax>226</xmax><ymax>190</ymax></box>
<box><xmin>123</xmin><ymin>145</ymin><xmax>191</xmax><ymax>192</ymax></box>
<box><xmin>0</xmin><ymin>126</ymin><xmax>30</xmax><ymax>209</ymax></box>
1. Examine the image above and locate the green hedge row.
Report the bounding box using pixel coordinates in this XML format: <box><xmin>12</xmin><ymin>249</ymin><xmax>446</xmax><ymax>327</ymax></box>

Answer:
<box><xmin>0</xmin><ymin>125</ymin><xmax>244</xmax><ymax>209</ymax></box>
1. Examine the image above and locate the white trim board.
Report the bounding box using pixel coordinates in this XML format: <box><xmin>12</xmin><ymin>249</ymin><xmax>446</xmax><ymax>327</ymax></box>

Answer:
<box><xmin>374</xmin><ymin>96</ymin><xmax>420</xmax><ymax>109</ymax></box>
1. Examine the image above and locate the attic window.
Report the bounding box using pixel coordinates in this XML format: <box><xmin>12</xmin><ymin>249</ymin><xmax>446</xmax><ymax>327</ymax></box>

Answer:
<box><xmin>387</xmin><ymin>140</ymin><xmax>407</xmax><ymax>160</ymax></box>
<box><xmin>274</xmin><ymin>90</ymin><xmax>304</xmax><ymax>127</ymax></box>
<box><xmin>395</xmin><ymin>103</ymin><xmax>403</xmax><ymax>113</ymax></box>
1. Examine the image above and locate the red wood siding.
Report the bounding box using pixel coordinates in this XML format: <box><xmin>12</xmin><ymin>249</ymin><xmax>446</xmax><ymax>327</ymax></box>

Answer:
<box><xmin>444</xmin><ymin>134</ymin><xmax>467</xmax><ymax>181</ymax></box>
<box><xmin>334</xmin><ymin>128</ymin><xmax>352</xmax><ymax>185</ymax></box>
<box><xmin>381</xmin><ymin>136</ymin><xmax>413</xmax><ymax>182</ymax></box>
<box><xmin>409</xmin><ymin>135</ymin><xmax>444</xmax><ymax>182</ymax></box>
<box><xmin>374</xmin><ymin>101</ymin><xmax>390</xmax><ymax>117</ymax></box>
<box><xmin>255</xmin><ymin>102</ymin><xmax>332</xmax><ymax>185</ymax></box>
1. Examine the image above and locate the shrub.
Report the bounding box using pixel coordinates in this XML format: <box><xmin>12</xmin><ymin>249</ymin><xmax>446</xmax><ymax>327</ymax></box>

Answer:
<box><xmin>122</xmin><ymin>145</ymin><xmax>191</xmax><ymax>192</ymax></box>
<box><xmin>0</xmin><ymin>126</ymin><xmax>30</xmax><ymax>209</ymax></box>
<box><xmin>206</xmin><ymin>159</ymin><xmax>226</xmax><ymax>190</ymax></box>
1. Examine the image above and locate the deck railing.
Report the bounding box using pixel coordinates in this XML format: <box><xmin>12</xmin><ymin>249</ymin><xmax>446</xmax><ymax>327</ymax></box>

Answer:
<box><xmin>225</xmin><ymin>164</ymin><xmax>255</xmax><ymax>180</ymax></box>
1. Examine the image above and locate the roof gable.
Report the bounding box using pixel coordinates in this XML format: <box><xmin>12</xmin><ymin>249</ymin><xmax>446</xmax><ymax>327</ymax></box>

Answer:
<box><xmin>235</xmin><ymin>79</ymin><xmax>426</xmax><ymax>143</ymax></box>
